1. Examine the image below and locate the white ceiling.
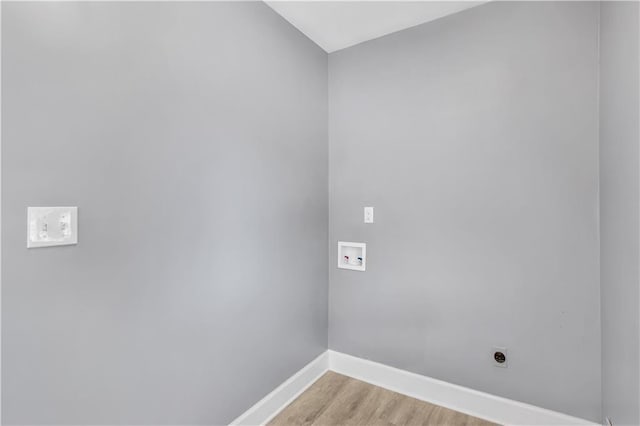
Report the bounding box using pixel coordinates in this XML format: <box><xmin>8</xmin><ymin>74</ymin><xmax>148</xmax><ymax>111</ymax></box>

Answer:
<box><xmin>265</xmin><ymin>1</ymin><xmax>484</xmax><ymax>53</ymax></box>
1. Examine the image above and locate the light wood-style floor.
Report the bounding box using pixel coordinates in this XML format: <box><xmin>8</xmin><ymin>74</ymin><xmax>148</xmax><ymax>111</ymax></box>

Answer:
<box><xmin>269</xmin><ymin>372</ymin><xmax>497</xmax><ymax>426</ymax></box>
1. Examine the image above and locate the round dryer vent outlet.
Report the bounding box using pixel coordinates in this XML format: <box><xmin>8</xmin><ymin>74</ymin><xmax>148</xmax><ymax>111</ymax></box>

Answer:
<box><xmin>493</xmin><ymin>347</ymin><xmax>507</xmax><ymax>368</ymax></box>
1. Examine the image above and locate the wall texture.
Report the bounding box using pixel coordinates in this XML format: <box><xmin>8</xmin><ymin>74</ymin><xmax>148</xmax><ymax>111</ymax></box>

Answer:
<box><xmin>2</xmin><ymin>2</ymin><xmax>328</xmax><ymax>424</ymax></box>
<box><xmin>328</xmin><ymin>2</ymin><xmax>601</xmax><ymax>421</ymax></box>
<box><xmin>599</xmin><ymin>2</ymin><xmax>640</xmax><ymax>425</ymax></box>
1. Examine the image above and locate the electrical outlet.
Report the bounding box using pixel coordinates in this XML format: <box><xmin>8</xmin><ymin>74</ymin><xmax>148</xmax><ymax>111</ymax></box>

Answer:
<box><xmin>493</xmin><ymin>347</ymin><xmax>507</xmax><ymax>368</ymax></box>
<box><xmin>27</xmin><ymin>207</ymin><xmax>78</xmax><ymax>248</ymax></box>
<box><xmin>364</xmin><ymin>207</ymin><xmax>374</xmax><ymax>223</ymax></box>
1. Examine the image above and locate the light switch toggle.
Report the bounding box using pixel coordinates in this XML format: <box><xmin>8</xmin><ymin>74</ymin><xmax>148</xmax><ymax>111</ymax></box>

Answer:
<box><xmin>28</xmin><ymin>207</ymin><xmax>78</xmax><ymax>248</ymax></box>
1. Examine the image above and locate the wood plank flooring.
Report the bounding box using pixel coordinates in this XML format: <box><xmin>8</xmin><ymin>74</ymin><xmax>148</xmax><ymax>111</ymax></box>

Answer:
<box><xmin>268</xmin><ymin>372</ymin><xmax>497</xmax><ymax>426</ymax></box>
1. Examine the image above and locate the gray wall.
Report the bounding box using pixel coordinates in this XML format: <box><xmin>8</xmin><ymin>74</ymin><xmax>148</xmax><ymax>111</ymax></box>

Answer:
<box><xmin>600</xmin><ymin>2</ymin><xmax>640</xmax><ymax>425</ymax></box>
<box><xmin>328</xmin><ymin>2</ymin><xmax>601</xmax><ymax>421</ymax></box>
<box><xmin>1</xmin><ymin>2</ymin><xmax>328</xmax><ymax>424</ymax></box>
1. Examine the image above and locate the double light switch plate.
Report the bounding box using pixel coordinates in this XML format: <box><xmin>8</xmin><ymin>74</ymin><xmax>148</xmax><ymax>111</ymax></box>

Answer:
<box><xmin>27</xmin><ymin>207</ymin><xmax>78</xmax><ymax>248</ymax></box>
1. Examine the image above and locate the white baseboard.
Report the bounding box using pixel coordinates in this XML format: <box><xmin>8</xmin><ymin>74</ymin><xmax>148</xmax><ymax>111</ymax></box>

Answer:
<box><xmin>229</xmin><ymin>351</ymin><xmax>329</xmax><ymax>426</ymax></box>
<box><xmin>329</xmin><ymin>350</ymin><xmax>598</xmax><ymax>426</ymax></box>
<box><xmin>230</xmin><ymin>349</ymin><xmax>598</xmax><ymax>426</ymax></box>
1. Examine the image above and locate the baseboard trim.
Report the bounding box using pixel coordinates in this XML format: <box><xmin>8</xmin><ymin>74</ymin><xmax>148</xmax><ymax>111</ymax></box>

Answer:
<box><xmin>229</xmin><ymin>351</ymin><xmax>329</xmax><ymax>426</ymax></box>
<box><xmin>230</xmin><ymin>350</ymin><xmax>597</xmax><ymax>426</ymax></box>
<box><xmin>329</xmin><ymin>350</ymin><xmax>597</xmax><ymax>426</ymax></box>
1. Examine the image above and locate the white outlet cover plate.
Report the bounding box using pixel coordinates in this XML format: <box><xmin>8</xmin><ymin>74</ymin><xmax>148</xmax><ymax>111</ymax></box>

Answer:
<box><xmin>27</xmin><ymin>207</ymin><xmax>78</xmax><ymax>248</ymax></box>
<box><xmin>364</xmin><ymin>207</ymin><xmax>374</xmax><ymax>223</ymax></box>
